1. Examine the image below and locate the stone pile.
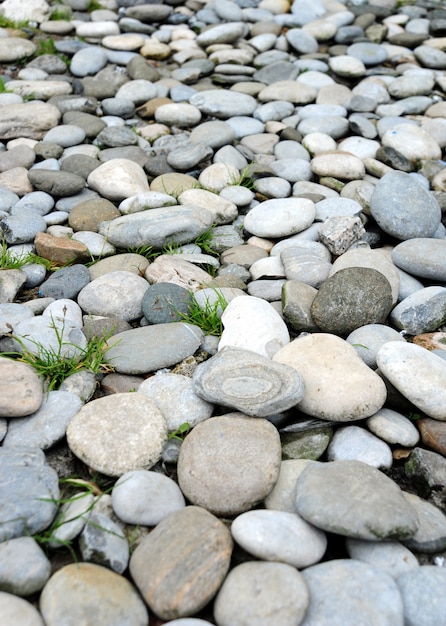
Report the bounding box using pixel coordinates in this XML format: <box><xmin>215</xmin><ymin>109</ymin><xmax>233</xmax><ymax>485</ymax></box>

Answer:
<box><xmin>0</xmin><ymin>0</ymin><xmax>446</xmax><ymax>624</ymax></box>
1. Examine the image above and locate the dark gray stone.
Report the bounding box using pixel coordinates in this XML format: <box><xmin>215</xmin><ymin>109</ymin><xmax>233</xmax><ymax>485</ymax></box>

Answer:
<box><xmin>27</xmin><ymin>170</ymin><xmax>86</xmax><ymax>197</ymax></box>
<box><xmin>311</xmin><ymin>267</ymin><xmax>393</xmax><ymax>336</ymax></box>
<box><xmin>141</xmin><ymin>282</ymin><xmax>193</xmax><ymax>324</ymax></box>
<box><xmin>38</xmin><ymin>264</ymin><xmax>90</xmax><ymax>299</ymax></box>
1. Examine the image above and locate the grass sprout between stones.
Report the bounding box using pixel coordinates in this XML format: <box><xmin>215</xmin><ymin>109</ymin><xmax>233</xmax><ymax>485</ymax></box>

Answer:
<box><xmin>1</xmin><ymin>316</ymin><xmax>116</xmax><ymax>392</ymax></box>
<box><xmin>0</xmin><ymin>239</ymin><xmax>54</xmax><ymax>270</ymax></box>
<box><xmin>34</xmin><ymin>476</ymin><xmax>118</xmax><ymax>559</ymax></box>
<box><xmin>168</xmin><ymin>422</ymin><xmax>191</xmax><ymax>441</ymax></box>
<box><xmin>177</xmin><ymin>289</ymin><xmax>228</xmax><ymax>336</ymax></box>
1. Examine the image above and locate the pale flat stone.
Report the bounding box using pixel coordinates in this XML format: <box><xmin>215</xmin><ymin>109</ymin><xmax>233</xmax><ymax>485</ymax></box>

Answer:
<box><xmin>87</xmin><ymin>159</ymin><xmax>150</xmax><ymax>202</ymax></box>
<box><xmin>219</xmin><ymin>295</ymin><xmax>290</xmax><ymax>358</ymax></box>
<box><xmin>274</xmin><ymin>333</ymin><xmax>387</xmax><ymax>422</ymax></box>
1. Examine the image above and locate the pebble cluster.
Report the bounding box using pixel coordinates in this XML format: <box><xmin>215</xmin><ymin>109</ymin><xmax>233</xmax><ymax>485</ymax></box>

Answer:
<box><xmin>0</xmin><ymin>0</ymin><xmax>446</xmax><ymax>623</ymax></box>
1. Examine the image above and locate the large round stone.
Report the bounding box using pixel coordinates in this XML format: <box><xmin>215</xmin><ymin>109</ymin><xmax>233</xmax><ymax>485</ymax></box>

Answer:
<box><xmin>310</xmin><ymin>267</ymin><xmax>394</xmax><ymax>335</ymax></box>
<box><xmin>177</xmin><ymin>414</ymin><xmax>282</xmax><ymax>516</ymax></box>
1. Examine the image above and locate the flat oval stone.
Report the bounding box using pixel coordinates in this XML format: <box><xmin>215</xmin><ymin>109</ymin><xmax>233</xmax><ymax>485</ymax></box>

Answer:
<box><xmin>87</xmin><ymin>158</ymin><xmax>150</xmax><ymax>202</ymax></box>
<box><xmin>214</xmin><ymin>561</ymin><xmax>309</xmax><ymax>626</ymax></box>
<box><xmin>66</xmin><ymin>393</ymin><xmax>168</xmax><ymax>477</ymax></box>
<box><xmin>274</xmin><ymin>333</ymin><xmax>387</xmax><ymax>422</ymax></box>
<box><xmin>382</xmin><ymin>123</ymin><xmax>441</xmax><ymax>161</ymax></box>
<box><xmin>0</xmin><ymin>358</ymin><xmax>43</xmax><ymax>418</ymax></box>
<box><xmin>101</xmin><ymin>206</ymin><xmax>213</xmax><ymax>249</ymax></box>
<box><xmin>77</xmin><ymin>271</ymin><xmax>149</xmax><ymax>322</ymax></box>
<box><xmin>311</xmin><ymin>151</ymin><xmax>365</xmax><ymax>179</ymax></box>
<box><xmin>192</xmin><ymin>347</ymin><xmax>304</xmax><ymax>417</ymax></box>
<box><xmin>295</xmin><ymin>460</ymin><xmax>418</xmax><ymax>540</ymax></box>
<box><xmin>302</xmin><ymin>559</ymin><xmax>404</xmax><ymax>625</ymax></box>
<box><xmin>40</xmin><ymin>563</ymin><xmax>148</xmax><ymax>626</ymax></box>
<box><xmin>311</xmin><ymin>267</ymin><xmax>394</xmax><ymax>336</ymax></box>
<box><xmin>392</xmin><ymin>238</ymin><xmax>446</xmax><ymax>282</ymax></box>
<box><xmin>0</xmin><ymin>592</ymin><xmax>44</xmax><ymax>626</ymax></box>
<box><xmin>346</xmin><ymin>324</ymin><xmax>405</xmax><ymax>369</ymax></box>
<box><xmin>105</xmin><ymin>323</ymin><xmax>203</xmax><ymax>375</ymax></box>
<box><xmin>219</xmin><ymin>295</ymin><xmax>290</xmax><ymax>359</ymax></box>
<box><xmin>189</xmin><ymin>90</ymin><xmax>257</xmax><ymax>119</ymax></box>
<box><xmin>390</xmin><ymin>286</ymin><xmax>446</xmax><ymax>335</ymax></box>
<box><xmin>327</xmin><ymin>425</ymin><xmax>393</xmax><ymax>469</ymax></box>
<box><xmin>112</xmin><ymin>469</ymin><xmax>185</xmax><ymax>526</ymax></box>
<box><xmin>177</xmin><ymin>414</ymin><xmax>281</xmax><ymax>516</ymax></box>
<box><xmin>231</xmin><ymin>509</ymin><xmax>327</xmax><ymax>568</ymax></box>
<box><xmin>130</xmin><ymin>506</ymin><xmax>232</xmax><ymax>621</ymax></box>
<box><xmin>376</xmin><ymin>341</ymin><xmax>446</xmax><ymax>421</ymax></box>
<box><xmin>2</xmin><ymin>390</ymin><xmax>83</xmax><ymax>450</ymax></box>
<box><xmin>244</xmin><ymin>198</ymin><xmax>316</xmax><ymax>238</ymax></box>
<box><xmin>370</xmin><ymin>171</ymin><xmax>441</xmax><ymax>240</ymax></box>
<box><xmin>367</xmin><ymin>408</ymin><xmax>419</xmax><ymax>447</ymax></box>
<box><xmin>0</xmin><ymin>536</ymin><xmax>51</xmax><ymax>596</ymax></box>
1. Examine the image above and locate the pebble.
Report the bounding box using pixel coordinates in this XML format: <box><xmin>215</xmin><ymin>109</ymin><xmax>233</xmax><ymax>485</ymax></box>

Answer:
<box><xmin>39</xmin><ymin>562</ymin><xmax>148</xmax><ymax>626</ymax></box>
<box><xmin>231</xmin><ymin>509</ymin><xmax>327</xmax><ymax>568</ymax></box>
<box><xmin>177</xmin><ymin>414</ymin><xmax>281</xmax><ymax>516</ymax></box>
<box><xmin>274</xmin><ymin>333</ymin><xmax>387</xmax><ymax>422</ymax></box>
<box><xmin>301</xmin><ymin>559</ymin><xmax>404</xmax><ymax>625</ymax></box>
<box><xmin>370</xmin><ymin>171</ymin><xmax>441</xmax><ymax>240</ymax></box>
<box><xmin>130</xmin><ymin>506</ymin><xmax>232</xmax><ymax>621</ymax></box>
<box><xmin>138</xmin><ymin>372</ymin><xmax>213</xmax><ymax>431</ymax></box>
<box><xmin>66</xmin><ymin>393</ymin><xmax>168</xmax><ymax>476</ymax></box>
<box><xmin>0</xmin><ymin>537</ymin><xmax>51</xmax><ymax>596</ymax></box>
<box><xmin>112</xmin><ymin>469</ymin><xmax>185</xmax><ymax>526</ymax></box>
<box><xmin>0</xmin><ymin>0</ymin><xmax>446</xmax><ymax>621</ymax></box>
<box><xmin>345</xmin><ymin>538</ymin><xmax>419</xmax><ymax>580</ymax></box>
<box><xmin>214</xmin><ymin>561</ymin><xmax>309</xmax><ymax>626</ymax></box>
<box><xmin>377</xmin><ymin>342</ymin><xmax>446</xmax><ymax>420</ymax></box>
<box><xmin>397</xmin><ymin>566</ymin><xmax>446</xmax><ymax>626</ymax></box>
<box><xmin>192</xmin><ymin>347</ymin><xmax>304</xmax><ymax>417</ymax></box>
<box><xmin>295</xmin><ymin>460</ymin><xmax>419</xmax><ymax>540</ymax></box>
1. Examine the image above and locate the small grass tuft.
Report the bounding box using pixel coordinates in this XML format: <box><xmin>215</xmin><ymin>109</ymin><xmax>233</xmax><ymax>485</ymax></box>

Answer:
<box><xmin>168</xmin><ymin>422</ymin><xmax>191</xmax><ymax>441</ymax></box>
<box><xmin>177</xmin><ymin>289</ymin><xmax>228</xmax><ymax>336</ymax></box>
<box><xmin>1</xmin><ymin>315</ymin><xmax>116</xmax><ymax>392</ymax></box>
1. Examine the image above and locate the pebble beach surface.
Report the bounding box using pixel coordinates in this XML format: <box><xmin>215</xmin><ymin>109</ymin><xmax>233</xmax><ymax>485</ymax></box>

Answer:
<box><xmin>0</xmin><ymin>0</ymin><xmax>446</xmax><ymax>623</ymax></box>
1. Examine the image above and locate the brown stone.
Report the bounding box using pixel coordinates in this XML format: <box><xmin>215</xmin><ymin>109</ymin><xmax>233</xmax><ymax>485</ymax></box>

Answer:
<box><xmin>129</xmin><ymin>506</ymin><xmax>232</xmax><ymax>620</ymax></box>
<box><xmin>413</xmin><ymin>332</ymin><xmax>446</xmax><ymax>352</ymax></box>
<box><xmin>418</xmin><ymin>417</ymin><xmax>446</xmax><ymax>456</ymax></box>
<box><xmin>34</xmin><ymin>232</ymin><xmax>88</xmax><ymax>265</ymax></box>
<box><xmin>0</xmin><ymin>167</ymin><xmax>33</xmax><ymax>196</ymax></box>
<box><xmin>68</xmin><ymin>198</ymin><xmax>120</xmax><ymax>232</ymax></box>
<box><xmin>0</xmin><ymin>358</ymin><xmax>43</xmax><ymax>417</ymax></box>
<box><xmin>136</xmin><ymin>97</ymin><xmax>172</xmax><ymax>119</ymax></box>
